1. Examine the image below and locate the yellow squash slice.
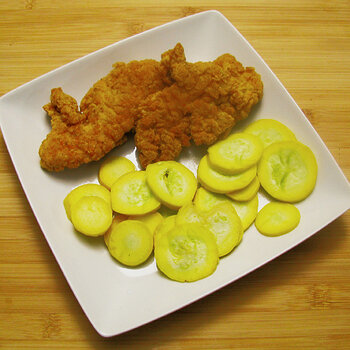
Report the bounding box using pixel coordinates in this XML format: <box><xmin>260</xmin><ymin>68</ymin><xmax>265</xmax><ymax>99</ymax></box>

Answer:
<box><xmin>197</xmin><ymin>155</ymin><xmax>257</xmax><ymax>194</ymax></box>
<box><xmin>208</xmin><ymin>132</ymin><xmax>263</xmax><ymax>175</ymax></box>
<box><xmin>255</xmin><ymin>202</ymin><xmax>300</xmax><ymax>236</ymax></box>
<box><xmin>176</xmin><ymin>202</ymin><xmax>242</xmax><ymax>257</ymax></box>
<box><xmin>205</xmin><ymin>202</ymin><xmax>243</xmax><ymax>257</ymax></box>
<box><xmin>176</xmin><ymin>203</ymin><xmax>203</xmax><ymax>225</ymax></box>
<box><xmin>194</xmin><ymin>187</ymin><xmax>258</xmax><ymax>231</ymax></box>
<box><xmin>258</xmin><ymin>141</ymin><xmax>317</xmax><ymax>202</ymax></box>
<box><xmin>154</xmin><ymin>215</ymin><xmax>176</xmax><ymax>246</ymax></box>
<box><xmin>226</xmin><ymin>176</ymin><xmax>260</xmax><ymax>202</ymax></box>
<box><xmin>146</xmin><ymin>161</ymin><xmax>197</xmax><ymax>210</ymax></box>
<box><xmin>111</xmin><ymin>171</ymin><xmax>161</xmax><ymax>215</ymax></box>
<box><xmin>193</xmin><ymin>187</ymin><xmax>229</xmax><ymax>212</ymax></box>
<box><xmin>129</xmin><ymin>212</ymin><xmax>163</xmax><ymax>236</ymax></box>
<box><xmin>106</xmin><ymin>219</ymin><xmax>153</xmax><ymax>266</ymax></box>
<box><xmin>98</xmin><ymin>156</ymin><xmax>135</xmax><ymax>190</ymax></box>
<box><xmin>64</xmin><ymin>183</ymin><xmax>111</xmax><ymax>221</ymax></box>
<box><xmin>154</xmin><ymin>223</ymin><xmax>219</xmax><ymax>282</ymax></box>
<box><xmin>244</xmin><ymin>118</ymin><xmax>296</xmax><ymax>148</ymax></box>
<box><xmin>230</xmin><ymin>195</ymin><xmax>259</xmax><ymax>231</ymax></box>
<box><xmin>104</xmin><ymin>214</ymin><xmax>127</xmax><ymax>247</ymax></box>
<box><xmin>71</xmin><ymin>196</ymin><xmax>113</xmax><ymax>237</ymax></box>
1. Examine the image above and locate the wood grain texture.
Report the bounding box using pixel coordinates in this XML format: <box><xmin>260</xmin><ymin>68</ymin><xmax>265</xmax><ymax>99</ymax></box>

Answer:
<box><xmin>0</xmin><ymin>0</ymin><xmax>349</xmax><ymax>348</ymax></box>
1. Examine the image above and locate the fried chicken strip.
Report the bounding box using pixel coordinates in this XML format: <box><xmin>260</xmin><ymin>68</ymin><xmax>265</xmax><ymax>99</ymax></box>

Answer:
<box><xmin>39</xmin><ymin>45</ymin><xmax>184</xmax><ymax>171</ymax></box>
<box><xmin>135</xmin><ymin>47</ymin><xmax>263</xmax><ymax>168</ymax></box>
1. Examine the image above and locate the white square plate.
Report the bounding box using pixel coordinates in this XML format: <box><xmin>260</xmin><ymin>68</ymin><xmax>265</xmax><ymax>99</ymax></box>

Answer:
<box><xmin>1</xmin><ymin>10</ymin><xmax>349</xmax><ymax>337</ymax></box>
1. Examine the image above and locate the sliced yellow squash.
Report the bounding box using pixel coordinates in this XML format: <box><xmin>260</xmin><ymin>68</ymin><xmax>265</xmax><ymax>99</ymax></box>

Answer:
<box><xmin>255</xmin><ymin>202</ymin><xmax>300</xmax><ymax>236</ymax></box>
<box><xmin>64</xmin><ymin>183</ymin><xmax>111</xmax><ymax>221</ymax></box>
<box><xmin>226</xmin><ymin>176</ymin><xmax>260</xmax><ymax>202</ymax></box>
<box><xmin>245</xmin><ymin>118</ymin><xmax>296</xmax><ymax>148</ymax></box>
<box><xmin>71</xmin><ymin>196</ymin><xmax>113</xmax><ymax>237</ymax></box>
<box><xmin>197</xmin><ymin>155</ymin><xmax>257</xmax><ymax>194</ymax></box>
<box><xmin>129</xmin><ymin>212</ymin><xmax>163</xmax><ymax>236</ymax></box>
<box><xmin>111</xmin><ymin>171</ymin><xmax>161</xmax><ymax>215</ymax></box>
<box><xmin>230</xmin><ymin>195</ymin><xmax>259</xmax><ymax>231</ymax></box>
<box><xmin>258</xmin><ymin>141</ymin><xmax>317</xmax><ymax>202</ymax></box>
<box><xmin>208</xmin><ymin>132</ymin><xmax>263</xmax><ymax>174</ymax></box>
<box><xmin>154</xmin><ymin>223</ymin><xmax>219</xmax><ymax>282</ymax></box>
<box><xmin>106</xmin><ymin>219</ymin><xmax>153</xmax><ymax>266</ymax></box>
<box><xmin>176</xmin><ymin>202</ymin><xmax>242</xmax><ymax>257</ymax></box>
<box><xmin>146</xmin><ymin>161</ymin><xmax>197</xmax><ymax>209</ymax></box>
<box><xmin>154</xmin><ymin>215</ymin><xmax>176</xmax><ymax>246</ymax></box>
<box><xmin>98</xmin><ymin>156</ymin><xmax>135</xmax><ymax>190</ymax></box>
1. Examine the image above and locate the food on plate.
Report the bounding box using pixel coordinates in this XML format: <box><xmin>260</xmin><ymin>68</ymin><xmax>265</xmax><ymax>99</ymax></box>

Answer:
<box><xmin>71</xmin><ymin>196</ymin><xmax>113</xmax><ymax>236</ymax></box>
<box><xmin>111</xmin><ymin>171</ymin><xmax>161</xmax><ymax>215</ymax></box>
<box><xmin>129</xmin><ymin>211</ymin><xmax>163</xmax><ymax>236</ymax></box>
<box><xmin>145</xmin><ymin>161</ymin><xmax>197</xmax><ymax>209</ymax></box>
<box><xmin>154</xmin><ymin>223</ymin><xmax>219</xmax><ymax>282</ymax></box>
<box><xmin>176</xmin><ymin>203</ymin><xmax>203</xmax><ymax>225</ymax></box>
<box><xmin>63</xmin><ymin>183</ymin><xmax>111</xmax><ymax>221</ymax></box>
<box><xmin>205</xmin><ymin>202</ymin><xmax>243</xmax><ymax>256</ymax></box>
<box><xmin>61</xmin><ymin>116</ymin><xmax>318</xmax><ymax>282</ymax></box>
<box><xmin>105</xmin><ymin>219</ymin><xmax>153</xmax><ymax>266</ymax></box>
<box><xmin>207</xmin><ymin>133</ymin><xmax>263</xmax><ymax>175</ymax></box>
<box><xmin>226</xmin><ymin>175</ymin><xmax>260</xmax><ymax>201</ymax></box>
<box><xmin>39</xmin><ymin>44</ymin><xmax>184</xmax><ymax>171</ymax></box>
<box><xmin>244</xmin><ymin>118</ymin><xmax>296</xmax><ymax>148</ymax></box>
<box><xmin>39</xmin><ymin>41</ymin><xmax>263</xmax><ymax>172</ymax></box>
<box><xmin>198</xmin><ymin>129</ymin><xmax>264</xmax><ymax>197</ymax></box>
<box><xmin>194</xmin><ymin>186</ymin><xmax>259</xmax><ymax>231</ymax></box>
<box><xmin>194</xmin><ymin>186</ymin><xmax>229</xmax><ymax>212</ymax></box>
<box><xmin>197</xmin><ymin>155</ymin><xmax>257</xmax><ymax>193</ymax></box>
<box><xmin>176</xmin><ymin>202</ymin><xmax>242</xmax><ymax>257</ymax></box>
<box><xmin>98</xmin><ymin>156</ymin><xmax>135</xmax><ymax>190</ymax></box>
<box><xmin>135</xmin><ymin>48</ymin><xmax>263</xmax><ymax>168</ymax></box>
<box><xmin>258</xmin><ymin>140</ymin><xmax>318</xmax><ymax>202</ymax></box>
<box><xmin>154</xmin><ymin>215</ymin><xmax>176</xmax><ymax>246</ymax></box>
<box><xmin>255</xmin><ymin>202</ymin><xmax>300</xmax><ymax>236</ymax></box>
<box><xmin>230</xmin><ymin>195</ymin><xmax>259</xmax><ymax>231</ymax></box>
<box><xmin>104</xmin><ymin>213</ymin><xmax>127</xmax><ymax>246</ymax></box>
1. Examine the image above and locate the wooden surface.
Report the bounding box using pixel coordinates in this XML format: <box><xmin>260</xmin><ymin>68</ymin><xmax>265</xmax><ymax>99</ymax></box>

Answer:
<box><xmin>1</xmin><ymin>1</ymin><xmax>349</xmax><ymax>348</ymax></box>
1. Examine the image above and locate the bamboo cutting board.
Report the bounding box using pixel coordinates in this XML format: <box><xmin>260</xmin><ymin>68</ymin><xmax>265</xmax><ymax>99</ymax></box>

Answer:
<box><xmin>1</xmin><ymin>1</ymin><xmax>350</xmax><ymax>349</ymax></box>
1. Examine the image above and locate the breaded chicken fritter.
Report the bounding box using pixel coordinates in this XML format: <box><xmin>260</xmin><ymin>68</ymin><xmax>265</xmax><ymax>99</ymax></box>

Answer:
<box><xmin>135</xmin><ymin>48</ymin><xmax>263</xmax><ymax>168</ymax></box>
<box><xmin>38</xmin><ymin>47</ymin><xmax>183</xmax><ymax>171</ymax></box>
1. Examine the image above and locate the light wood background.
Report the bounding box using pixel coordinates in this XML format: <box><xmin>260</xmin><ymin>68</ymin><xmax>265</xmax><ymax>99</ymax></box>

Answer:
<box><xmin>1</xmin><ymin>1</ymin><xmax>349</xmax><ymax>349</ymax></box>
